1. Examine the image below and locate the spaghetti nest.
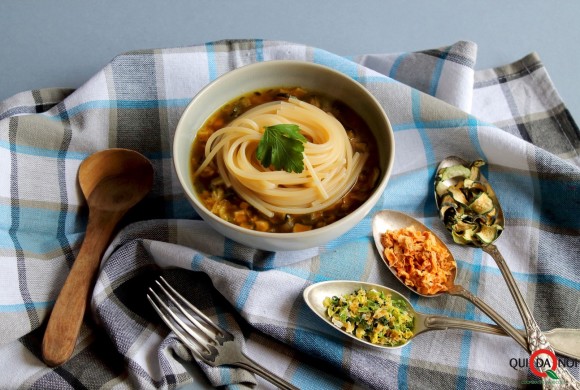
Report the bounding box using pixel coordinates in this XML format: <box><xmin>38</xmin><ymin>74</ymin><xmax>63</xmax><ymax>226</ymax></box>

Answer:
<box><xmin>380</xmin><ymin>226</ymin><xmax>456</xmax><ymax>295</ymax></box>
<box><xmin>193</xmin><ymin>98</ymin><xmax>368</xmax><ymax>218</ymax></box>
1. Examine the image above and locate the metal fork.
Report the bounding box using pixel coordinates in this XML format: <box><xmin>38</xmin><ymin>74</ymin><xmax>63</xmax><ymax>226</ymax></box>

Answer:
<box><xmin>147</xmin><ymin>276</ymin><xmax>298</xmax><ymax>390</ymax></box>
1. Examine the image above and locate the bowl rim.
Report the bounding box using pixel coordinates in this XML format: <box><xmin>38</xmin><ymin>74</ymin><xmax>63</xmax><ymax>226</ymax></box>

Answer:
<box><xmin>173</xmin><ymin>59</ymin><xmax>395</xmax><ymax>241</ymax></box>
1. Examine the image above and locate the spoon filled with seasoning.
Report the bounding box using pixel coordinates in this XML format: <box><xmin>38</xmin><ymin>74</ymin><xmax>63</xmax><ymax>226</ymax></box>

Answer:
<box><xmin>372</xmin><ymin>209</ymin><xmax>536</xmax><ymax>351</ymax></box>
<box><xmin>303</xmin><ymin>280</ymin><xmax>579</xmax><ymax>359</ymax></box>
<box><xmin>434</xmin><ymin>156</ymin><xmax>580</xmax><ymax>386</ymax></box>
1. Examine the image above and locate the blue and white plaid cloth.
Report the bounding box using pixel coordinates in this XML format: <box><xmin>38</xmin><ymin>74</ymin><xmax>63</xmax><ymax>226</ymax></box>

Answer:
<box><xmin>0</xmin><ymin>40</ymin><xmax>578</xmax><ymax>389</ymax></box>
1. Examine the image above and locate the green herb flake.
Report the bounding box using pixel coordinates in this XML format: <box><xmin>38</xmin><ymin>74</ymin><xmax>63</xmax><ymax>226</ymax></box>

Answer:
<box><xmin>256</xmin><ymin>124</ymin><xmax>307</xmax><ymax>173</ymax></box>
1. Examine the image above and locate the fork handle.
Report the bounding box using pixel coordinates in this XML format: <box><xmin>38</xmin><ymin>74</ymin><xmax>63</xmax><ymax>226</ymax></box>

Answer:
<box><xmin>235</xmin><ymin>354</ymin><xmax>299</xmax><ymax>390</ymax></box>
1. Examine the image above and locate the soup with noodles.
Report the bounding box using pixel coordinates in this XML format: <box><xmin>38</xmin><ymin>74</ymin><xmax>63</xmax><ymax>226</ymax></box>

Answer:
<box><xmin>190</xmin><ymin>87</ymin><xmax>380</xmax><ymax>233</ymax></box>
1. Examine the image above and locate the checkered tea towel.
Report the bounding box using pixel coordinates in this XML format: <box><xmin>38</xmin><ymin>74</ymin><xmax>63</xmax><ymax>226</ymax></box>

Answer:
<box><xmin>0</xmin><ymin>40</ymin><xmax>578</xmax><ymax>389</ymax></box>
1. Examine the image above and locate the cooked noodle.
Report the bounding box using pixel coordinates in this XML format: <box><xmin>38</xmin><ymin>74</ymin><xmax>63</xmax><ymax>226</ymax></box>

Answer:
<box><xmin>192</xmin><ymin>97</ymin><xmax>368</xmax><ymax>218</ymax></box>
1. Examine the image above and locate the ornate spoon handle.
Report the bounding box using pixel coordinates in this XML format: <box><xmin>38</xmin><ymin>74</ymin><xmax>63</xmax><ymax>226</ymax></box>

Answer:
<box><xmin>483</xmin><ymin>244</ymin><xmax>579</xmax><ymax>389</ymax></box>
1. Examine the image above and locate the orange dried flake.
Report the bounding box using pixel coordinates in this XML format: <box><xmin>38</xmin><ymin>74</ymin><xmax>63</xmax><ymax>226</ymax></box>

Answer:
<box><xmin>381</xmin><ymin>226</ymin><xmax>455</xmax><ymax>295</ymax></box>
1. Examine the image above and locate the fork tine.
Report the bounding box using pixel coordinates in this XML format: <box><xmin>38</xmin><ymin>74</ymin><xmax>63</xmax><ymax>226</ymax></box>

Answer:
<box><xmin>146</xmin><ymin>291</ymin><xmax>208</xmax><ymax>358</ymax></box>
<box><xmin>158</xmin><ymin>276</ymin><xmax>233</xmax><ymax>342</ymax></box>
<box><xmin>148</xmin><ymin>288</ymin><xmax>211</xmax><ymax>350</ymax></box>
<box><xmin>153</xmin><ymin>280</ymin><xmax>216</xmax><ymax>341</ymax></box>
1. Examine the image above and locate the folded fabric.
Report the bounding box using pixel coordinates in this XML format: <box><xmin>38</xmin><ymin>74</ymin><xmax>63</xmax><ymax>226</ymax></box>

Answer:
<box><xmin>0</xmin><ymin>39</ymin><xmax>578</xmax><ymax>389</ymax></box>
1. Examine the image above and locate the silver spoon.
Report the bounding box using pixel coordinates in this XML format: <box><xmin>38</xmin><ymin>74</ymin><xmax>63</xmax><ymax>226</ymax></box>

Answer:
<box><xmin>303</xmin><ymin>280</ymin><xmax>579</xmax><ymax>359</ymax></box>
<box><xmin>372</xmin><ymin>209</ymin><xmax>529</xmax><ymax>347</ymax></box>
<box><xmin>435</xmin><ymin>156</ymin><xmax>579</xmax><ymax>387</ymax></box>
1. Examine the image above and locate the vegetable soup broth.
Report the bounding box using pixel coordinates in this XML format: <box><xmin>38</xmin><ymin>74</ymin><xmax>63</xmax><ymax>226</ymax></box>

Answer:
<box><xmin>190</xmin><ymin>87</ymin><xmax>380</xmax><ymax>233</ymax></box>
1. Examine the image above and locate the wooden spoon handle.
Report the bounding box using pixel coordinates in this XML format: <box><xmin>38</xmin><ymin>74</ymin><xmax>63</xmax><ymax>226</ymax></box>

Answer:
<box><xmin>42</xmin><ymin>210</ymin><xmax>121</xmax><ymax>366</ymax></box>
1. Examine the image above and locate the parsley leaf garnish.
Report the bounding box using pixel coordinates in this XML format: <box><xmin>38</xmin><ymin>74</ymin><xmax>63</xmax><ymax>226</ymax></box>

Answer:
<box><xmin>256</xmin><ymin>124</ymin><xmax>307</xmax><ymax>173</ymax></box>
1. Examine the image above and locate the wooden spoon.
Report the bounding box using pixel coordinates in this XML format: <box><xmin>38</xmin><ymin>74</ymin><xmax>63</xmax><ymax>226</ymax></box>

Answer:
<box><xmin>42</xmin><ymin>148</ymin><xmax>154</xmax><ymax>366</ymax></box>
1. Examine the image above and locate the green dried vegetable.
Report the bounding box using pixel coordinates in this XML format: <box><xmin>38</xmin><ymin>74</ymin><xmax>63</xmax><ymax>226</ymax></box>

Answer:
<box><xmin>435</xmin><ymin>159</ymin><xmax>503</xmax><ymax>246</ymax></box>
<box><xmin>323</xmin><ymin>288</ymin><xmax>414</xmax><ymax>346</ymax></box>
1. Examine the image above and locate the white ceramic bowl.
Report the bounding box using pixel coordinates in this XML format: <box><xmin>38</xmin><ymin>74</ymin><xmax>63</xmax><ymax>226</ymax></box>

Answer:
<box><xmin>173</xmin><ymin>60</ymin><xmax>394</xmax><ymax>251</ymax></box>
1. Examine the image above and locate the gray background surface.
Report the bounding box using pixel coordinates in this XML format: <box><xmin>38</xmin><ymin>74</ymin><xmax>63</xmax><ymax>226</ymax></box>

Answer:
<box><xmin>1</xmin><ymin>0</ymin><xmax>579</xmax><ymax>121</ymax></box>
